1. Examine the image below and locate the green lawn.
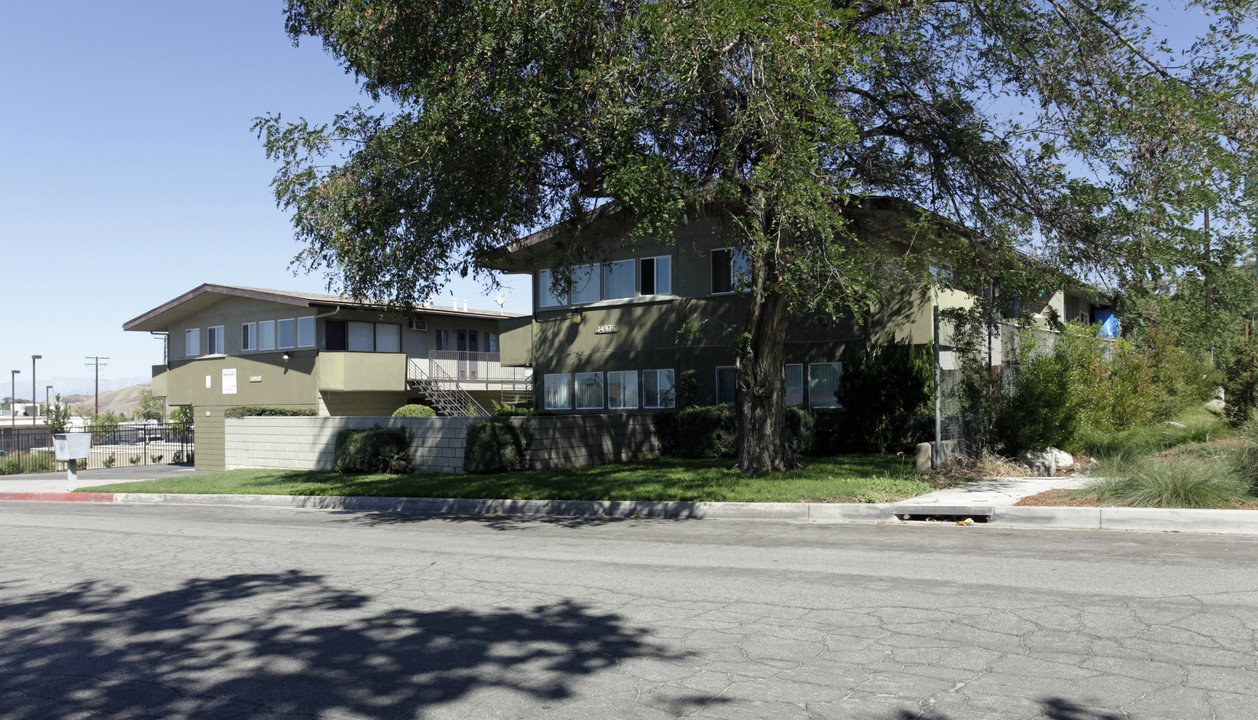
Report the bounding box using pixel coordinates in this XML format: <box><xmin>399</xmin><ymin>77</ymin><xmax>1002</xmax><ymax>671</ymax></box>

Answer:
<box><xmin>81</xmin><ymin>454</ymin><xmax>930</xmax><ymax>504</ymax></box>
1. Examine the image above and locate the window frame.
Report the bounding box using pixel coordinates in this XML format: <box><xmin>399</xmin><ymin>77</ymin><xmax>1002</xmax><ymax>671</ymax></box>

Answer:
<box><xmin>258</xmin><ymin>320</ymin><xmax>277</xmax><ymax>351</ymax></box>
<box><xmin>602</xmin><ymin>259</ymin><xmax>636</xmax><ymax>300</ymax></box>
<box><xmin>543</xmin><ymin>373</ymin><xmax>571</xmax><ymax>410</ymax></box>
<box><xmin>712</xmin><ymin>247</ymin><xmax>750</xmax><ymax>295</ymax></box>
<box><xmin>606</xmin><ymin>370</ymin><xmax>639</xmax><ymax>410</ymax></box>
<box><xmin>277</xmin><ymin>318</ymin><xmax>297</xmax><ymax>350</ymax></box>
<box><xmin>642</xmin><ymin>368</ymin><xmax>676</xmax><ymax>409</ymax></box>
<box><xmin>185</xmin><ymin>328</ymin><xmax>201</xmax><ymax>357</ymax></box>
<box><xmin>206</xmin><ymin>326</ymin><xmax>225</xmax><ymax>355</ymax></box>
<box><xmin>808</xmin><ymin>362</ymin><xmax>843</xmax><ymax>409</ymax></box>
<box><xmin>715</xmin><ymin>365</ymin><xmax>737</xmax><ymax>404</ymax></box>
<box><xmin>298</xmin><ymin>316</ymin><xmax>316</xmax><ymax>348</ymax></box>
<box><xmin>241</xmin><ymin>322</ymin><xmax>257</xmax><ymax>352</ymax></box>
<box><xmin>574</xmin><ymin>371</ymin><xmax>605</xmax><ymax>410</ymax></box>
<box><xmin>641</xmin><ymin>255</ymin><xmax>672</xmax><ymax>296</ymax></box>
<box><xmin>785</xmin><ymin>364</ymin><xmax>804</xmax><ymax>406</ymax></box>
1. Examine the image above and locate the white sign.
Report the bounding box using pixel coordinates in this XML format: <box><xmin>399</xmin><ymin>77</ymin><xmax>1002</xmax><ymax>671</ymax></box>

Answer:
<box><xmin>595</xmin><ymin>324</ymin><xmax>618</xmax><ymax>335</ymax></box>
<box><xmin>205</xmin><ymin>375</ymin><xmax>212</xmax><ymax>389</ymax></box>
<box><xmin>249</xmin><ymin>375</ymin><xmax>262</xmax><ymax>383</ymax></box>
<box><xmin>222</xmin><ymin>368</ymin><xmax>238</xmax><ymax>395</ymax></box>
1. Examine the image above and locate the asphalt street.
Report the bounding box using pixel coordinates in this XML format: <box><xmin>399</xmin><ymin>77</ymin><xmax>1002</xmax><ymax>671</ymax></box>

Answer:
<box><xmin>1</xmin><ymin>502</ymin><xmax>1256</xmax><ymax>719</ymax></box>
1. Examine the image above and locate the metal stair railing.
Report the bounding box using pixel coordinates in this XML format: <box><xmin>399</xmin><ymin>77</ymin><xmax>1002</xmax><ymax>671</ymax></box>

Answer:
<box><xmin>406</xmin><ymin>359</ymin><xmax>489</xmax><ymax>417</ymax></box>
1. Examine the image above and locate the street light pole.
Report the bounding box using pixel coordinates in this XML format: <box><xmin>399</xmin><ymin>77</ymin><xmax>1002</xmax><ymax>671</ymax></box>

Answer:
<box><xmin>31</xmin><ymin>355</ymin><xmax>41</xmax><ymax>423</ymax></box>
<box><xmin>46</xmin><ymin>385</ymin><xmax>53</xmax><ymax>414</ymax></box>
<box><xmin>10</xmin><ymin>370</ymin><xmax>19</xmax><ymax>428</ymax></box>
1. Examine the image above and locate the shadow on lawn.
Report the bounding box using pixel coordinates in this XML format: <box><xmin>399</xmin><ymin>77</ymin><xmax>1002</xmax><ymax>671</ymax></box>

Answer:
<box><xmin>0</xmin><ymin>570</ymin><xmax>701</xmax><ymax>719</ymax></box>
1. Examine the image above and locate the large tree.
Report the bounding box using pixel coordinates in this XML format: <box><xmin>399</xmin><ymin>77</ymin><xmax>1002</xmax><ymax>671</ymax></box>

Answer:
<box><xmin>258</xmin><ymin>0</ymin><xmax>1258</xmax><ymax>473</ymax></box>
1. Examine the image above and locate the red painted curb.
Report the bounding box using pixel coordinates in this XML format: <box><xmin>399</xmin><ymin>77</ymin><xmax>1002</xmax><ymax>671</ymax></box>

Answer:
<box><xmin>0</xmin><ymin>492</ymin><xmax>115</xmax><ymax>503</ymax></box>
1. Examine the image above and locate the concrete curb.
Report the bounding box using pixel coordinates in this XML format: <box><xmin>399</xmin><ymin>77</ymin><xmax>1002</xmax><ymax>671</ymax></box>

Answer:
<box><xmin>2</xmin><ymin>491</ymin><xmax>1257</xmax><ymax>535</ymax></box>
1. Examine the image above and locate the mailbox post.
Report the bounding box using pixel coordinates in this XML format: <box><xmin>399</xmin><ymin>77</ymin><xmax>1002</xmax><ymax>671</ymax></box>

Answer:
<box><xmin>53</xmin><ymin>432</ymin><xmax>91</xmax><ymax>491</ymax></box>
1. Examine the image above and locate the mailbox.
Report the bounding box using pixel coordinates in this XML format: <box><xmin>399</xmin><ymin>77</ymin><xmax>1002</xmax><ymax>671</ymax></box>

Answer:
<box><xmin>52</xmin><ymin>433</ymin><xmax>91</xmax><ymax>461</ymax></box>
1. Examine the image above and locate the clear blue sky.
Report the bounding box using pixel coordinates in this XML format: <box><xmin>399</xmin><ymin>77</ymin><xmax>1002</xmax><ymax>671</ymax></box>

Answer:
<box><xmin>0</xmin><ymin>1</ymin><xmax>533</xmax><ymax>397</ymax></box>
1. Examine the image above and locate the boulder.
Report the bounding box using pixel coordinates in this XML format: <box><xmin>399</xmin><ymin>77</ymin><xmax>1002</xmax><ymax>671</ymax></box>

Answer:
<box><xmin>1018</xmin><ymin>449</ymin><xmax>1056</xmax><ymax>476</ymax></box>
<box><xmin>1045</xmin><ymin>447</ymin><xmax>1073</xmax><ymax>469</ymax></box>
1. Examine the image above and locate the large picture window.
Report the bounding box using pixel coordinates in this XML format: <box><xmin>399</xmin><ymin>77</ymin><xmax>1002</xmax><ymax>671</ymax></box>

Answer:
<box><xmin>277</xmin><ymin>318</ymin><xmax>297</xmax><ymax>349</ymax></box>
<box><xmin>575</xmin><ymin>371</ymin><xmax>605</xmax><ymax>409</ymax></box>
<box><xmin>607</xmin><ymin>370</ymin><xmax>638</xmax><ymax>410</ymax></box>
<box><xmin>643</xmin><ymin>368</ymin><xmax>675</xmax><ymax>408</ymax></box>
<box><xmin>544</xmin><ymin>373</ymin><xmax>571</xmax><ymax>410</ymax></box>
<box><xmin>712</xmin><ymin>248</ymin><xmax>749</xmax><ymax>294</ymax></box>
<box><xmin>259</xmin><ymin>320</ymin><xmax>277</xmax><ymax>351</ymax></box>
<box><xmin>808</xmin><ymin>362</ymin><xmax>843</xmax><ymax>408</ymax></box>
<box><xmin>185</xmin><ymin>328</ymin><xmax>201</xmax><ymax>357</ymax></box>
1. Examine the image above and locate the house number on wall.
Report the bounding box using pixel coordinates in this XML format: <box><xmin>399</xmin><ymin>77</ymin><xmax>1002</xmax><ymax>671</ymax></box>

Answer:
<box><xmin>595</xmin><ymin>324</ymin><xmax>618</xmax><ymax>335</ymax></box>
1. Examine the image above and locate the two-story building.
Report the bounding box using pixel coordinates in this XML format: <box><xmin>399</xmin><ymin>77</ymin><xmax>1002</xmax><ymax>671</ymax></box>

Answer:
<box><xmin>123</xmin><ymin>284</ymin><xmax>529</xmax><ymax>470</ymax></box>
<box><xmin>487</xmin><ymin>197</ymin><xmax>1109</xmax><ymax>414</ymax></box>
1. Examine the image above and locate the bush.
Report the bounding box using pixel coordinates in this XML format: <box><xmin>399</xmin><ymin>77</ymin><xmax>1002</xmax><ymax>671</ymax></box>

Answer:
<box><xmin>677</xmin><ymin>404</ymin><xmax>738</xmax><ymax>458</ymax></box>
<box><xmin>332</xmin><ymin>426</ymin><xmax>413</xmax><ymax>474</ymax></box>
<box><xmin>1225</xmin><ymin>335</ymin><xmax>1258</xmax><ymax>427</ymax></box>
<box><xmin>994</xmin><ymin>352</ymin><xmax>1076</xmax><ymax>454</ymax></box>
<box><xmin>465</xmin><ymin>421</ymin><xmax>528</xmax><ymax>473</ymax></box>
<box><xmin>785</xmin><ymin>406</ymin><xmax>815</xmax><ymax>455</ymax></box>
<box><xmin>1</xmin><ymin>453</ymin><xmax>56</xmax><ymax>475</ymax></box>
<box><xmin>835</xmin><ymin>341</ymin><xmax>932</xmax><ymax>452</ymax></box>
<box><xmin>652</xmin><ymin>411</ymin><xmax>681</xmax><ymax>457</ymax></box>
<box><xmin>392</xmin><ymin>404</ymin><xmax>436</xmax><ymax>417</ymax></box>
<box><xmin>1088</xmin><ymin>457</ymin><xmax>1244</xmax><ymax>509</ymax></box>
<box><xmin>225</xmin><ymin>406</ymin><xmax>318</xmax><ymax>419</ymax></box>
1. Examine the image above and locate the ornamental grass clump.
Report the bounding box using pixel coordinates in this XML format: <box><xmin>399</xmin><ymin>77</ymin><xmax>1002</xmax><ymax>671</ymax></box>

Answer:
<box><xmin>1088</xmin><ymin>457</ymin><xmax>1245</xmax><ymax>509</ymax></box>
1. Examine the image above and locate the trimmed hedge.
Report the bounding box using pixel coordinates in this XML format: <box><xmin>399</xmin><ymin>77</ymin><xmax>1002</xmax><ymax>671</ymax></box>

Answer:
<box><xmin>465</xmin><ymin>421</ymin><xmax>529</xmax><ymax>474</ymax></box>
<box><xmin>225</xmin><ymin>406</ymin><xmax>317</xmax><ymax>419</ymax></box>
<box><xmin>392</xmin><ymin>404</ymin><xmax>437</xmax><ymax>417</ymax></box>
<box><xmin>666</xmin><ymin>404</ymin><xmax>815</xmax><ymax>458</ymax></box>
<box><xmin>332</xmin><ymin>426</ymin><xmax>413</xmax><ymax>474</ymax></box>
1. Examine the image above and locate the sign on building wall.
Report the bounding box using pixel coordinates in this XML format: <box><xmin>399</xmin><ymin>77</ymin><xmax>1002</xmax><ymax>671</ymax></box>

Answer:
<box><xmin>222</xmin><ymin>368</ymin><xmax>237</xmax><ymax>395</ymax></box>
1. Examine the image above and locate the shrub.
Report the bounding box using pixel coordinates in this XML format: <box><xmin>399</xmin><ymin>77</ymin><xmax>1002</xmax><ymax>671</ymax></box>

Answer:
<box><xmin>835</xmin><ymin>341</ymin><xmax>933</xmax><ymax>452</ymax></box>
<box><xmin>129</xmin><ymin>455</ymin><xmax>141</xmax><ymax>466</ymax></box>
<box><xmin>652</xmin><ymin>411</ymin><xmax>681</xmax><ymax>457</ymax></box>
<box><xmin>465</xmin><ymin>421</ymin><xmax>528</xmax><ymax>474</ymax></box>
<box><xmin>103</xmin><ymin>454</ymin><xmax>116</xmax><ymax>469</ymax></box>
<box><xmin>491</xmin><ymin>402</ymin><xmax>552</xmax><ymax>416</ymax></box>
<box><xmin>1225</xmin><ymin>336</ymin><xmax>1258</xmax><ymax>427</ymax></box>
<box><xmin>677</xmin><ymin>404</ymin><xmax>737</xmax><ymax>458</ymax></box>
<box><xmin>332</xmin><ymin>426</ymin><xmax>413</xmax><ymax>474</ymax></box>
<box><xmin>785</xmin><ymin>406</ymin><xmax>815</xmax><ymax>455</ymax></box>
<box><xmin>392</xmin><ymin>404</ymin><xmax>436</xmax><ymax>418</ymax></box>
<box><xmin>1088</xmin><ymin>457</ymin><xmax>1244</xmax><ymax>509</ymax></box>
<box><xmin>994</xmin><ymin>352</ymin><xmax>1076</xmax><ymax>454</ymax></box>
<box><xmin>0</xmin><ymin>453</ymin><xmax>56</xmax><ymax>475</ymax></box>
<box><xmin>224</xmin><ymin>406</ymin><xmax>318</xmax><ymax>419</ymax></box>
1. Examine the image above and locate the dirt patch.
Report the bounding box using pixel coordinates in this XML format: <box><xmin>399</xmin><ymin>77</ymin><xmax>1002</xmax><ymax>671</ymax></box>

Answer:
<box><xmin>1016</xmin><ymin>488</ymin><xmax>1258</xmax><ymax>509</ymax></box>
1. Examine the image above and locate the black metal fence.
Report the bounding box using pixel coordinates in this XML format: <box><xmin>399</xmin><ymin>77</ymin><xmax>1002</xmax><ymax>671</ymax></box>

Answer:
<box><xmin>0</xmin><ymin>422</ymin><xmax>194</xmax><ymax>475</ymax></box>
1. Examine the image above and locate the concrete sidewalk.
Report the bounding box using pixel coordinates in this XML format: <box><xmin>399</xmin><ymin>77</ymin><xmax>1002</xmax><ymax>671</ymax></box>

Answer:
<box><xmin>3</xmin><ymin>469</ymin><xmax>1257</xmax><ymax>535</ymax></box>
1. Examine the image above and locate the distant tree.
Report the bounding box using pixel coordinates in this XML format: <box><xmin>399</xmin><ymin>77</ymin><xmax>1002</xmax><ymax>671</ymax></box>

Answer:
<box><xmin>43</xmin><ymin>395</ymin><xmax>72</xmax><ymax>434</ymax></box>
<box><xmin>260</xmin><ymin>0</ymin><xmax>1258</xmax><ymax>473</ymax></box>
<box><xmin>137</xmin><ymin>389</ymin><xmax>165</xmax><ymax>422</ymax></box>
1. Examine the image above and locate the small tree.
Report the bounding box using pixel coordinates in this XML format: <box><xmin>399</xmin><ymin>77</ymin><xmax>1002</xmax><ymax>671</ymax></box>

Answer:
<box><xmin>137</xmin><ymin>389</ymin><xmax>165</xmax><ymax>421</ymax></box>
<box><xmin>43</xmin><ymin>395</ymin><xmax>72</xmax><ymax>434</ymax></box>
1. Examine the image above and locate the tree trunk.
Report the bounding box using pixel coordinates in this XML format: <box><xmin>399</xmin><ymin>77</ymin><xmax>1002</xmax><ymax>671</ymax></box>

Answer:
<box><xmin>735</xmin><ymin>235</ymin><xmax>798</xmax><ymax>474</ymax></box>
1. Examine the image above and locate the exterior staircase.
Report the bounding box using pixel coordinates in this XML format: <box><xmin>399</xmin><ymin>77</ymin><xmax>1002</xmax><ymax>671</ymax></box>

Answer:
<box><xmin>406</xmin><ymin>360</ymin><xmax>489</xmax><ymax>417</ymax></box>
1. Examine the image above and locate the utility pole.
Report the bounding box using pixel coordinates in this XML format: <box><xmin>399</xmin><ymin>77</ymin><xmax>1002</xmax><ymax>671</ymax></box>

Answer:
<box><xmin>84</xmin><ymin>356</ymin><xmax>109</xmax><ymax>419</ymax></box>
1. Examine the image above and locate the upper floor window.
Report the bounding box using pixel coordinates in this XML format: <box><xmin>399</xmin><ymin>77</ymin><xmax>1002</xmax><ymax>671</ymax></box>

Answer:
<box><xmin>712</xmin><ymin>248</ymin><xmax>749</xmax><ymax>294</ymax></box>
<box><xmin>327</xmin><ymin>320</ymin><xmax>402</xmax><ymax>352</ymax></box>
<box><xmin>298</xmin><ymin>316</ymin><xmax>315</xmax><ymax>348</ymax></box>
<box><xmin>185</xmin><ymin>328</ymin><xmax>201</xmax><ymax>357</ymax></box>
<box><xmin>259</xmin><ymin>320</ymin><xmax>277</xmax><ymax>351</ymax></box>
<box><xmin>641</xmin><ymin>256</ymin><xmax>671</xmax><ymax>295</ymax></box>
<box><xmin>603</xmin><ymin>260</ymin><xmax>635</xmax><ymax>300</ymax></box>
<box><xmin>241</xmin><ymin>323</ymin><xmax>256</xmax><ymax>352</ymax></box>
<box><xmin>542</xmin><ymin>255</ymin><xmax>674</xmax><ymax>308</ymax></box>
<box><xmin>570</xmin><ymin>264</ymin><xmax>599</xmax><ymax>304</ymax></box>
<box><xmin>278</xmin><ymin>318</ymin><xmax>297</xmax><ymax>349</ymax></box>
<box><xmin>207</xmin><ymin>326</ymin><xmax>225</xmax><ymax>355</ymax></box>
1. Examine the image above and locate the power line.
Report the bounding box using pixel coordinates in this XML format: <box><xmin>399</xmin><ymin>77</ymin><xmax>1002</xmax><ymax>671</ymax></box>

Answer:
<box><xmin>84</xmin><ymin>356</ymin><xmax>110</xmax><ymax>418</ymax></box>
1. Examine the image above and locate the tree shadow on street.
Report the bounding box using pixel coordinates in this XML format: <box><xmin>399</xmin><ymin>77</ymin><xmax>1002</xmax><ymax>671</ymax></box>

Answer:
<box><xmin>344</xmin><ymin>510</ymin><xmax>661</xmax><ymax>530</ymax></box>
<box><xmin>887</xmin><ymin>697</ymin><xmax>1127</xmax><ymax>720</ymax></box>
<box><xmin>0</xmin><ymin>570</ymin><xmax>695</xmax><ymax>718</ymax></box>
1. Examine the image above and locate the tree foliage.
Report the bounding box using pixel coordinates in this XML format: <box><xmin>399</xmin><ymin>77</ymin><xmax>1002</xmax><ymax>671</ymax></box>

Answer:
<box><xmin>259</xmin><ymin>0</ymin><xmax>1258</xmax><ymax>472</ymax></box>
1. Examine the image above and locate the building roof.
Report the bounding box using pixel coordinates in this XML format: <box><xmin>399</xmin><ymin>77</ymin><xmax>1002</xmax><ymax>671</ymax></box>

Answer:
<box><xmin>122</xmin><ymin>283</ymin><xmax>519</xmax><ymax>332</ymax></box>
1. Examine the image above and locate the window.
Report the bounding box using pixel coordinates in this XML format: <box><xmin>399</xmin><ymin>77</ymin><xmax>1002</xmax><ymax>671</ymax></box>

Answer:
<box><xmin>185</xmin><ymin>328</ymin><xmax>201</xmax><ymax>357</ymax></box>
<box><xmin>434</xmin><ymin>329</ymin><xmax>449</xmax><ymax>351</ymax></box>
<box><xmin>544</xmin><ymin>373</ymin><xmax>571</xmax><ymax>410</ymax></box>
<box><xmin>375</xmin><ymin>323</ymin><xmax>401</xmax><ymax>352</ymax></box>
<box><xmin>570</xmin><ymin>264</ymin><xmax>599</xmax><ymax>304</ymax></box>
<box><xmin>207</xmin><ymin>326</ymin><xmax>225</xmax><ymax>355</ymax></box>
<box><xmin>259</xmin><ymin>320</ymin><xmax>277</xmax><ymax>351</ymax></box>
<box><xmin>348</xmin><ymin>321</ymin><xmax>375</xmax><ymax>351</ymax></box>
<box><xmin>607</xmin><ymin>370</ymin><xmax>638</xmax><ymax>410</ymax></box>
<box><xmin>716</xmin><ymin>366</ymin><xmax>737</xmax><ymax>404</ymax></box>
<box><xmin>575</xmin><ymin>371</ymin><xmax>605</xmax><ymax>409</ymax></box>
<box><xmin>457</xmin><ymin>329</ymin><xmax>479</xmax><ymax>352</ymax></box>
<box><xmin>808</xmin><ymin>362</ymin><xmax>843</xmax><ymax>408</ymax></box>
<box><xmin>642</xmin><ymin>256</ymin><xmax>671</xmax><ymax>295</ymax></box>
<box><xmin>785</xmin><ymin>364</ymin><xmax>804</xmax><ymax>406</ymax></box>
<box><xmin>278</xmin><ymin>318</ymin><xmax>296</xmax><ymax>349</ymax></box>
<box><xmin>539</xmin><ymin>269</ymin><xmax>568</xmax><ymax>307</ymax></box>
<box><xmin>603</xmin><ymin>260</ymin><xmax>635</xmax><ymax>300</ymax></box>
<box><xmin>326</xmin><ymin>320</ymin><xmax>347</xmax><ymax>351</ymax></box>
<box><xmin>298</xmin><ymin>317</ymin><xmax>315</xmax><ymax>348</ymax></box>
<box><xmin>712</xmin><ymin>248</ymin><xmax>750</xmax><ymax>294</ymax></box>
<box><xmin>485</xmin><ymin>332</ymin><xmax>499</xmax><ymax>353</ymax></box>
<box><xmin>241</xmin><ymin>323</ymin><xmax>257</xmax><ymax>352</ymax></box>
<box><xmin>643</xmin><ymin>369</ymin><xmax>675</xmax><ymax>409</ymax></box>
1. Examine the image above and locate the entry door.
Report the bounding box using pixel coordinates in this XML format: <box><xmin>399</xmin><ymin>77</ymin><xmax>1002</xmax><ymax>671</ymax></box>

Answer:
<box><xmin>456</xmin><ymin>330</ymin><xmax>479</xmax><ymax>378</ymax></box>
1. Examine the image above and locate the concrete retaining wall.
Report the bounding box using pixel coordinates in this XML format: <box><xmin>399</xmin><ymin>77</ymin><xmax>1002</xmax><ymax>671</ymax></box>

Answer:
<box><xmin>225</xmin><ymin>413</ymin><xmax>661</xmax><ymax>474</ymax></box>
<box><xmin>225</xmin><ymin>416</ymin><xmax>472</xmax><ymax>474</ymax></box>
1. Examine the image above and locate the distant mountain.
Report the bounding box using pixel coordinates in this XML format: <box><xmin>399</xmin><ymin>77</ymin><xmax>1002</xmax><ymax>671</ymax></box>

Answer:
<box><xmin>61</xmin><ymin>383</ymin><xmax>155</xmax><ymax>418</ymax></box>
<box><xmin>44</xmin><ymin>375</ymin><xmax>152</xmax><ymax>398</ymax></box>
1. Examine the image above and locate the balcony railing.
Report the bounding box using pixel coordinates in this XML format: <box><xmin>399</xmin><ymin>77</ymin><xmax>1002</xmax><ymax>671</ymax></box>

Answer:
<box><xmin>410</xmin><ymin>351</ymin><xmax>532</xmax><ymax>384</ymax></box>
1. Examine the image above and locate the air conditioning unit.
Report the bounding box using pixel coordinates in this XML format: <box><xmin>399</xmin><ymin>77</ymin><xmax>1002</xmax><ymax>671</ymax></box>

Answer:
<box><xmin>408</xmin><ymin>319</ymin><xmax>428</xmax><ymax>332</ymax></box>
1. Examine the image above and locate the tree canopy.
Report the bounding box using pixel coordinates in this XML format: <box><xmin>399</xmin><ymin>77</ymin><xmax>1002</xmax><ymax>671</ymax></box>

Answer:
<box><xmin>258</xmin><ymin>0</ymin><xmax>1258</xmax><ymax>472</ymax></box>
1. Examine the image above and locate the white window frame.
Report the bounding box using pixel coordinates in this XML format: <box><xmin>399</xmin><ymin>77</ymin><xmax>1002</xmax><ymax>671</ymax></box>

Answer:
<box><xmin>643</xmin><ymin>368</ymin><xmax>676</xmax><ymax>409</ymax></box>
<box><xmin>808</xmin><ymin>362</ymin><xmax>843</xmax><ymax>409</ymax></box>
<box><xmin>607</xmin><ymin>370</ymin><xmax>639</xmax><ymax>410</ymax></box>
<box><xmin>570</xmin><ymin>264</ymin><xmax>600</xmax><ymax>305</ymax></box>
<box><xmin>241</xmin><ymin>322</ymin><xmax>257</xmax><ymax>352</ymax></box>
<box><xmin>712</xmin><ymin>247</ymin><xmax>750</xmax><ymax>295</ymax></box>
<box><xmin>258</xmin><ymin>320</ymin><xmax>277</xmax><ymax>351</ymax></box>
<box><xmin>603</xmin><ymin>260</ymin><xmax>636</xmax><ymax>300</ymax></box>
<box><xmin>434</xmin><ymin>328</ymin><xmax>449</xmax><ymax>351</ymax></box>
<box><xmin>715</xmin><ymin>365</ymin><xmax>737</xmax><ymax>404</ymax></box>
<box><xmin>185</xmin><ymin>328</ymin><xmax>201</xmax><ymax>357</ymax></box>
<box><xmin>539</xmin><ymin>269</ymin><xmax>568</xmax><ymax>307</ymax></box>
<box><xmin>298</xmin><ymin>316</ymin><xmax>316</xmax><ymax>348</ymax></box>
<box><xmin>277</xmin><ymin>318</ymin><xmax>297</xmax><ymax>350</ymax></box>
<box><xmin>207</xmin><ymin>326</ymin><xmax>225</xmax><ymax>355</ymax></box>
<box><xmin>543</xmin><ymin>373</ymin><xmax>571</xmax><ymax>410</ymax></box>
<box><xmin>641</xmin><ymin>255</ymin><xmax>672</xmax><ymax>296</ymax></box>
<box><xmin>574</xmin><ymin>371</ymin><xmax>605</xmax><ymax>410</ymax></box>
<box><xmin>785</xmin><ymin>364</ymin><xmax>804</xmax><ymax>406</ymax></box>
